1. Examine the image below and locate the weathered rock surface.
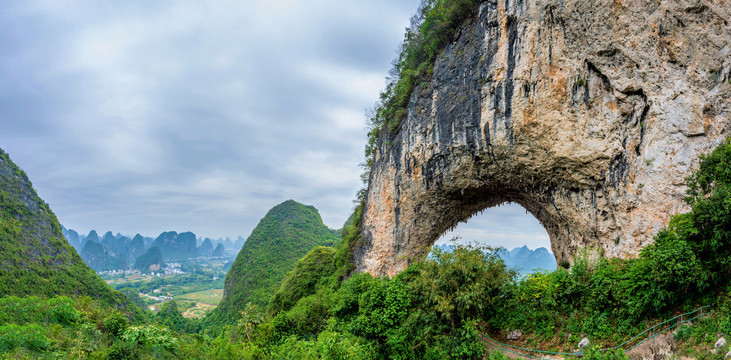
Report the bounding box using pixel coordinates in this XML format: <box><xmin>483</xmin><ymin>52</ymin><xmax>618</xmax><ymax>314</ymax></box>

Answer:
<box><xmin>626</xmin><ymin>333</ymin><xmax>677</xmax><ymax>360</ymax></box>
<box><xmin>357</xmin><ymin>0</ymin><xmax>730</xmax><ymax>276</ymax></box>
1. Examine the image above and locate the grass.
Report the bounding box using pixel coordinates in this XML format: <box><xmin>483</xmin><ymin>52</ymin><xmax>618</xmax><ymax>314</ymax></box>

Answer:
<box><xmin>175</xmin><ymin>288</ymin><xmax>224</xmax><ymax>318</ymax></box>
<box><xmin>177</xmin><ymin>288</ymin><xmax>224</xmax><ymax>306</ymax></box>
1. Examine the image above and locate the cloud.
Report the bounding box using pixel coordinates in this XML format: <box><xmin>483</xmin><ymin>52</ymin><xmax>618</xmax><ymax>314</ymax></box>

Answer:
<box><xmin>0</xmin><ymin>0</ymin><xmax>551</xmax><ymax>248</ymax></box>
<box><xmin>436</xmin><ymin>203</ymin><xmax>552</xmax><ymax>251</ymax></box>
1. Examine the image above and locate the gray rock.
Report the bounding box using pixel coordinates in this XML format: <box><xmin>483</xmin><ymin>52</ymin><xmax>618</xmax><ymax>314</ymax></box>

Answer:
<box><xmin>507</xmin><ymin>330</ymin><xmax>522</xmax><ymax>340</ymax></box>
<box><xmin>354</xmin><ymin>0</ymin><xmax>731</xmax><ymax>278</ymax></box>
<box><xmin>715</xmin><ymin>337</ymin><xmax>726</xmax><ymax>349</ymax></box>
<box><xmin>578</xmin><ymin>337</ymin><xmax>590</xmax><ymax>349</ymax></box>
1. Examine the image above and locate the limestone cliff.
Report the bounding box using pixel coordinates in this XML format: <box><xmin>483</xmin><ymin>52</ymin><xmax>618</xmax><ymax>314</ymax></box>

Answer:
<box><xmin>357</xmin><ymin>0</ymin><xmax>730</xmax><ymax>276</ymax></box>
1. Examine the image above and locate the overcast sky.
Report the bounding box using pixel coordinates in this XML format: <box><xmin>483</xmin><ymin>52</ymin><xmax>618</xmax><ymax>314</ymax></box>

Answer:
<box><xmin>0</xmin><ymin>1</ymin><xmax>550</xmax><ymax>250</ymax></box>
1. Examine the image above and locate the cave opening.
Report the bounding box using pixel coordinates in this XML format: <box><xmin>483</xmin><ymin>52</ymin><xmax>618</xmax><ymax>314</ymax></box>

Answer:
<box><xmin>433</xmin><ymin>202</ymin><xmax>556</xmax><ymax>274</ymax></box>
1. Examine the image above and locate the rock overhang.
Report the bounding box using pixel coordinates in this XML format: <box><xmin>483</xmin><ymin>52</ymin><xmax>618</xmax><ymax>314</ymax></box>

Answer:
<box><xmin>355</xmin><ymin>0</ymin><xmax>731</xmax><ymax>277</ymax></box>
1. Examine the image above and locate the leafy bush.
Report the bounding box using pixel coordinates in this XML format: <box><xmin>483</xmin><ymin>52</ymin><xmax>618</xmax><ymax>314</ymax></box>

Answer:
<box><xmin>49</xmin><ymin>296</ymin><xmax>80</xmax><ymax>325</ymax></box>
<box><xmin>121</xmin><ymin>325</ymin><xmax>179</xmax><ymax>352</ymax></box>
<box><xmin>268</xmin><ymin>246</ymin><xmax>337</xmax><ymax>316</ymax></box>
<box><xmin>273</xmin><ymin>292</ymin><xmax>334</xmax><ymax>339</ymax></box>
<box><xmin>155</xmin><ymin>300</ymin><xmax>201</xmax><ymax>334</ymax></box>
<box><xmin>104</xmin><ymin>311</ymin><xmax>129</xmax><ymax>338</ymax></box>
<box><xmin>0</xmin><ymin>324</ymin><xmax>50</xmax><ymax>354</ymax></box>
<box><xmin>406</xmin><ymin>245</ymin><xmax>515</xmax><ymax>331</ymax></box>
<box><xmin>582</xmin><ymin>346</ymin><xmax>630</xmax><ymax>360</ymax></box>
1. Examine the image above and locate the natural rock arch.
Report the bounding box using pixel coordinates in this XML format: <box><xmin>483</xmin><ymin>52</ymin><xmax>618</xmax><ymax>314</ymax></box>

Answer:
<box><xmin>354</xmin><ymin>0</ymin><xmax>730</xmax><ymax>277</ymax></box>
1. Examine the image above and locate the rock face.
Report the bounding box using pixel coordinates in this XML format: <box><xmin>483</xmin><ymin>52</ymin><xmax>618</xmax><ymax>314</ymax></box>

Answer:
<box><xmin>211</xmin><ymin>243</ymin><xmax>225</xmax><ymax>257</ymax></box>
<box><xmin>151</xmin><ymin>231</ymin><xmax>199</xmax><ymax>260</ymax></box>
<box><xmin>199</xmin><ymin>238</ymin><xmax>214</xmax><ymax>257</ymax></box>
<box><xmin>626</xmin><ymin>332</ymin><xmax>677</xmax><ymax>360</ymax></box>
<box><xmin>357</xmin><ymin>0</ymin><xmax>731</xmax><ymax>276</ymax></box>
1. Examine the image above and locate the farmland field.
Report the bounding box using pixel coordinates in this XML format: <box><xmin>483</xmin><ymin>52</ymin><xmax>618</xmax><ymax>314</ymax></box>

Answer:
<box><xmin>175</xmin><ymin>288</ymin><xmax>224</xmax><ymax>318</ymax></box>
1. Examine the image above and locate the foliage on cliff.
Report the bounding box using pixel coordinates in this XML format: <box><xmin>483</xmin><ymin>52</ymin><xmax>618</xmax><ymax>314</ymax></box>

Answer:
<box><xmin>365</xmin><ymin>0</ymin><xmax>480</xmax><ymax>165</ymax></box>
<box><xmin>0</xmin><ymin>148</ymin><xmax>143</xmax><ymax>320</ymax></box>
<box><xmin>205</xmin><ymin>200</ymin><xmax>339</xmax><ymax>326</ymax></box>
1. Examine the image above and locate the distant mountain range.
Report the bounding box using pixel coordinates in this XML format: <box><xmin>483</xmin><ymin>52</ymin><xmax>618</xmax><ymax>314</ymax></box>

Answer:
<box><xmin>62</xmin><ymin>225</ymin><xmax>246</xmax><ymax>272</ymax></box>
<box><xmin>432</xmin><ymin>244</ymin><xmax>556</xmax><ymax>274</ymax></box>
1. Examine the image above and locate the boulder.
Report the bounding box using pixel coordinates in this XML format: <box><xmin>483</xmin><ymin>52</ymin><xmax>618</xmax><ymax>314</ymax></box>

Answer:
<box><xmin>507</xmin><ymin>330</ymin><xmax>522</xmax><ymax>340</ymax></box>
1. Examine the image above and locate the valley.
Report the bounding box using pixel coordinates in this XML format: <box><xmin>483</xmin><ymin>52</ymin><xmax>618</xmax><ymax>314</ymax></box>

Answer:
<box><xmin>0</xmin><ymin>0</ymin><xmax>729</xmax><ymax>359</ymax></box>
<box><xmin>101</xmin><ymin>257</ymin><xmax>230</xmax><ymax>318</ymax></box>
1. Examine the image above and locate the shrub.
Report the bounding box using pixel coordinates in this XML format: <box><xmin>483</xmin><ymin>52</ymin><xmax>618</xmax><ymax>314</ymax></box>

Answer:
<box><xmin>104</xmin><ymin>311</ymin><xmax>129</xmax><ymax>338</ymax></box>
<box><xmin>121</xmin><ymin>325</ymin><xmax>179</xmax><ymax>352</ymax></box>
<box><xmin>49</xmin><ymin>296</ymin><xmax>80</xmax><ymax>325</ymax></box>
<box><xmin>268</xmin><ymin>246</ymin><xmax>337</xmax><ymax>316</ymax></box>
<box><xmin>0</xmin><ymin>324</ymin><xmax>50</xmax><ymax>354</ymax></box>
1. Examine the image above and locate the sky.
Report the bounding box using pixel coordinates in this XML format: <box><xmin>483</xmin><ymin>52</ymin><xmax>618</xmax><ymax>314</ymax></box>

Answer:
<box><xmin>0</xmin><ymin>1</ymin><xmax>550</xmax><ymax>250</ymax></box>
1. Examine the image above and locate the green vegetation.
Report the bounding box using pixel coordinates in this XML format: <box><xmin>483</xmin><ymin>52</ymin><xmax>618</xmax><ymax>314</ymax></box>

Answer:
<box><xmin>133</xmin><ymin>247</ymin><xmax>165</xmax><ymax>273</ymax></box>
<box><xmin>0</xmin><ymin>0</ymin><xmax>729</xmax><ymax>347</ymax></box>
<box><xmin>365</xmin><ymin>0</ymin><xmax>480</xmax><ymax>166</ymax></box>
<box><xmin>0</xmin><ymin>296</ymin><xmax>180</xmax><ymax>359</ymax></box>
<box><xmin>155</xmin><ymin>301</ymin><xmax>201</xmax><ymax>333</ymax></box>
<box><xmin>177</xmin><ymin>289</ymin><xmax>223</xmax><ymax>306</ymax></box>
<box><xmin>267</xmin><ymin>246</ymin><xmax>337</xmax><ymax>316</ymax></box>
<box><xmin>205</xmin><ymin>200</ymin><xmax>339</xmax><ymax>326</ymax></box>
<box><xmin>175</xmin><ymin>289</ymin><xmax>224</xmax><ymax>318</ymax></box>
<box><xmin>0</xmin><ymin>148</ymin><xmax>144</xmax><ymax>321</ymax></box>
<box><xmin>0</xmin><ymin>136</ymin><xmax>729</xmax><ymax>359</ymax></box>
<box><xmin>112</xmin><ymin>272</ymin><xmax>225</xmax><ymax>315</ymax></box>
<box><xmin>194</xmin><ymin>138</ymin><xmax>728</xmax><ymax>359</ymax></box>
<box><xmin>111</xmin><ymin>274</ymin><xmax>224</xmax><ymax>296</ymax></box>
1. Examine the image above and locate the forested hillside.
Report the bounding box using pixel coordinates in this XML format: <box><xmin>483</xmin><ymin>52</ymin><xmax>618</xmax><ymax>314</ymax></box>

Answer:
<box><xmin>206</xmin><ymin>200</ymin><xmax>339</xmax><ymax>326</ymax></box>
<box><xmin>0</xmin><ymin>148</ymin><xmax>142</xmax><ymax>318</ymax></box>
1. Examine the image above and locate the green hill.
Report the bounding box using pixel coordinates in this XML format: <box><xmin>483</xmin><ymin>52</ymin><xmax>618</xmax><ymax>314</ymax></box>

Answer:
<box><xmin>133</xmin><ymin>246</ymin><xmax>166</xmax><ymax>273</ymax></box>
<box><xmin>206</xmin><ymin>200</ymin><xmax>339</xmax><ymax>326</ymax></box>
<box><xmin>0</xmin><ymin>148</ymin><xmax>142</xmax><ymax>318</ymax></box>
